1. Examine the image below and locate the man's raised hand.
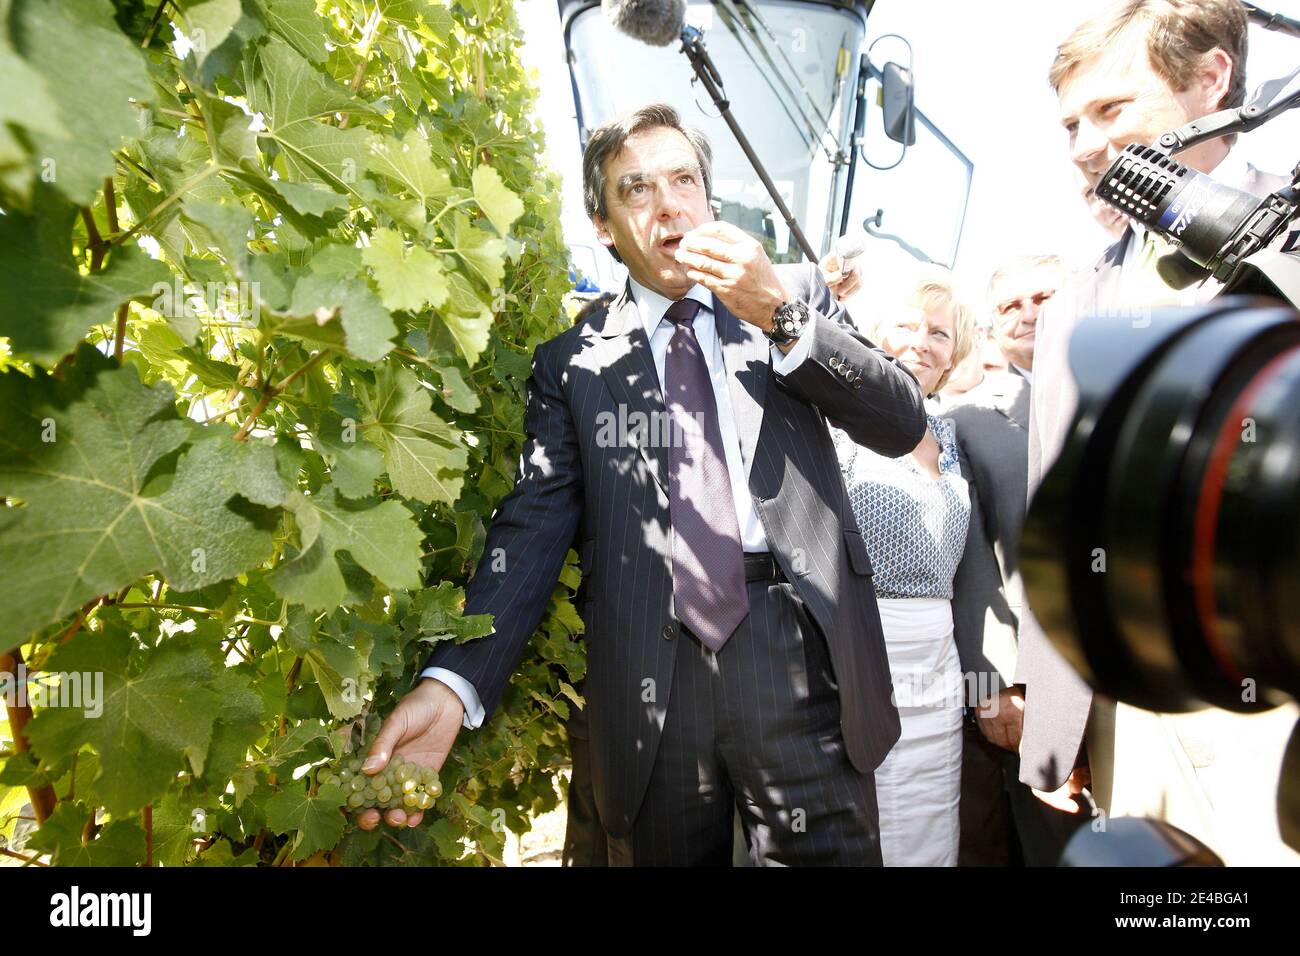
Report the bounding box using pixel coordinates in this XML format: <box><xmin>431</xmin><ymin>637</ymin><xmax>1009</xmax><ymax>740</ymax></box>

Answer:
<box><xmin>675</xmin><ymin>220</ymin><xmax>791</xmax><ymax>330</ymax></box>
<box><xmin>354</xmin><ymin>677</ymin><xmax>465</xmax><ymax>830</ymax></box>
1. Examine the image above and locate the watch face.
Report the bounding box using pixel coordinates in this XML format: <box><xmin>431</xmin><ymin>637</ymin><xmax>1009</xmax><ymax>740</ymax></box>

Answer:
<box><xmin>779</xmin><ymin>302</ymin><xmax>808</xmax><ymax>335</ymax></box>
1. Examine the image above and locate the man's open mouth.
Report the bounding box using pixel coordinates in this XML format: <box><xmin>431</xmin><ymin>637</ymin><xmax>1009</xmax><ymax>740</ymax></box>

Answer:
<box><xmin>660</xmin><ymin>235</ymin><xmax>683</xmax><ymax>254</ymax></box>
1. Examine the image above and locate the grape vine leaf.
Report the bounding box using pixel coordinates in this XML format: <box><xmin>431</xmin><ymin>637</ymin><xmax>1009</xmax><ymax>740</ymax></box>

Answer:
<box><xmin>27</xmin><ymin>803</ymin><xmax>146</xmax><ymax>867</ymax></box>
<box><xmin>285</xmin><ymin>269</ymin><xmax>398</xmax><ymax>362</ymax></box>
<box><xmin>303</xmin><ymin>640</ymin><xmax>364</xmax><ymax>720</ymax></box>
<box><xmin>452</xmin><ymin>211</ymin><xmax>506</xmax><ymax>291</ymax></box>
<box><xmin>437</xmin><ymin>269</ymin><xmax>495</xmax><ymax>366</ymax></box>
<box><xmin>182</xmin><ymin>0</ymin><xmax>243</xmax><ymax>74</ymax></box>
<box><xmin>264</xmin><ymin>783</ymin><xmax>347</xmax><ymax>859</ymax></box>
<box><xmin>0</xmin><ymin>354</ymin><xmax>289</xmax><ymax>637</ymax></box>
<box><xmin>0</xmin><ymin>18</ymin><xmax>67</xmax><ymax>203</ymax></box>
<box><xmin>269</xmin><ymin>486</ymin><xmax>425</xmax><ymax>610</ymax></box>
<box><xmin>0</xmin><ymin>187</ymin><xmax>170</xmax><ymax>367</ymax></box>
<box><xmin>197</xmin><ymin>668</ymin><xmax>267</xmax><ymax>791</ymax></box>
<box><xmin>417</xmin><ymin>581</ymin><xmax>494</xmax><ymax>646</ymax></box>
<box><xmin>268</xmin><ymin>178</ymin><xmax>350</xmax><ymax>218</ymax></box>
<box><xmin>367</xmin><ymin>129</ymin><xmax>453</xmax><ymax>208</ymax></box>
<box><xmin>362</xmin><ymin>227</ymin><xmax>450</xmax><ymax>313</ymax></box>
<box><xmin>246</xmin><ymin>34</ymin><xmax>377</xmax><ymax>187</ymax></box>
<box><xmin>314</xmin><ymin>406</ymin><xmax>385</xmax><ymax>499</ymax></box>
<box><xmin>254</xmin><ymin>0</ymin><xmax>331</xmax><ymax>65</ymax></box>
<box><xmin>152</xmin><ymin>791</ymin><xmax>207</xmax><ymax>867</ymax></box>
<box><xmin>8</xmin><ymin>0</ymin><xmax>153</xmax><ymax>205</ymax></box>
<box><xmin>471</xmin><ymin>165</ymin><xmax>524</xmax><ymax>237</ymax></box>
<box><xmin>435</xmin><ymin>364</ymin><xmax>480</xmax><ymax>412</ymax></box>
<box><xmin>24</xmin><ymin>627</ymin><xmax>224</xmax><ymax>816</ymax></box>
<box><xmin>361</xmin><ymin>363</ymin><xmax>468</xmax><ymax>504</ymax></box>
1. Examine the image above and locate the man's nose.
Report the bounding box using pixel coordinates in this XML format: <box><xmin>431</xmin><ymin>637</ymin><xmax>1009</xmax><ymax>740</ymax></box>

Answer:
<box><xmin>653</xmin><ymin>175</ymin><xmax>684</xmax><ymax>220</ymax></box>
<box><xmin>1072</xmin><ymin>120</ymin><xmax>1109</xmax><ymax>177</ymax></box>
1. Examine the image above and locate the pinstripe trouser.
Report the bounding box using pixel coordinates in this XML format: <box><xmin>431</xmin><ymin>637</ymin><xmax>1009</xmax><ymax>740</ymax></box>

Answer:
<box><xmin>605</xmin><ymin>577</ymin><xmax>884</xmax><ymax>866</ymax></box>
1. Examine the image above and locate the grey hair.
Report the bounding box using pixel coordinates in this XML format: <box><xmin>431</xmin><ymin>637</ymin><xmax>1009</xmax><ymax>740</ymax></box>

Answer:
<box><xmin>582</xmin><ymin>103</ymin><xmax>714</xmax><ymax>263</ymax></box>
<box><xmin>986</xmin><ymin>254</ymin><xmax>1069</xmax><ymax>302</ymax></box>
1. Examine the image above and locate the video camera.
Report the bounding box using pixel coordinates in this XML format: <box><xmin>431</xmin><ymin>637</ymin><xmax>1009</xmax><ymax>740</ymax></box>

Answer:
<box><xmin>1020</xmin><ymin>58</ymin><xmax>1300</xmax><ymax>864</ymax></box>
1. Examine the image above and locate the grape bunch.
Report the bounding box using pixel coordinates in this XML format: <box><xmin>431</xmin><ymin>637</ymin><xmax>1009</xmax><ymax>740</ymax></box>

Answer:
<box><xmin>317</xmin><ymin>753</ymin><xmax>443</xmax><ymax>814</ymax></box>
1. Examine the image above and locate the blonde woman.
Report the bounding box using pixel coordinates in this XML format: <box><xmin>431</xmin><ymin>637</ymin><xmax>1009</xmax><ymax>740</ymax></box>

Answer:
<box><xmin>832</xmin><ymin>267</ymin><xmax>976</xmax><ymax>866</ymax></box>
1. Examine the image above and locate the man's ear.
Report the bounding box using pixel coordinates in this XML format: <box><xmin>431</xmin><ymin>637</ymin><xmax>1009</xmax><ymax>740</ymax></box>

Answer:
<box><xmin>1199</xmin><ymin>47</ymin><xmax>1235</xmax><ymax>112</ymax></box>
<box><xmin>592</xmin><ymin>214</ymin><xmax>614</xmax><ymax>250</ymax></box>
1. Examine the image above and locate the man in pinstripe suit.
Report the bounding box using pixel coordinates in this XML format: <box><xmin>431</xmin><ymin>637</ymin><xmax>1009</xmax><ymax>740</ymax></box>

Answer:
<box><xmin>358</xmin><ymin>103</ymin><xmax>927</xmax><ymax>865</ymax></box>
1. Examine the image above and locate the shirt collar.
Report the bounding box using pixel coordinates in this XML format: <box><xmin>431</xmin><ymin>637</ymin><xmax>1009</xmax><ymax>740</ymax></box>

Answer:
<box><xmin>627</xmin><ymin>275</ymin><xmax>714</xmax><ymax>339</ymax></box>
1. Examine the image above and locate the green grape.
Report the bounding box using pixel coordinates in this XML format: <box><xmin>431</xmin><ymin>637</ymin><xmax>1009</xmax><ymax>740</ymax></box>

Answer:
<box><xmin>378</xmin><ymin>787</ymin><xmax>393</xmax><ymax>803</ymax></box>
<box><xmin>415</xmin><ymin>792</ymin><xmax>433</xmax><ymax>811</ymax></box>
<box><xmin>401</xmin><ymin>778</ymin><xmax>417</xmax><ymax>794</ymax></box>
<box><xmin>426</xmin><ymin>779</ymin><xmax>443</xmax><ymax>798</ymax></box>
<box><xmin>347</xmin><ymin>792</ymin><xmax>365</xmax><ymax>809</ymax></box>
<box><xmin>350</xmin><ymin>778</ymin><xmax>365</xmax><ymax>792</ymax></box>
<box><xmin>403</xmin><ymin>792</ymin><xmax>419</xmax><ymax>808</ymax></box>
<box><xmin>362</xmin><ymin>787</ymin><xmax>376</xmax><ymax>802</ymax></box>
<box><xmin>348</xmin><ymin>758</ymin><xmax>362</xmax><ymax>773</ymax></box>
<box><xmin>395</xmin><ymin>764</ymin><xmax>413</xmax><ymax>783</ymax></box>
<box><xmin>339</xmin><ymin>769</ymin><xmax>353</xmax><ymax>782</ymax></box>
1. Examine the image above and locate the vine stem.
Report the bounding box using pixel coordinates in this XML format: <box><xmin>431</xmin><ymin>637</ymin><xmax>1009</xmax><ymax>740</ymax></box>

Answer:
<box><xmin>109</xmin><ymin>163</ymin><xmax>222</xmax><ymax>248</ymax></box>
<box><xmin>0</xmin><ymin>848</ymin><xmax>48</xmax><ymax>867</ymax></box>
<box><xmin>271</xmin><ymin>840</ymin><xmax>294</xmax><ymax>867</ymax></box>
<box><xmin>140</xmin><ymin>0</ymin><xmax>173</xmax><ymax>49</ymax></box>
<box><xmin>234</xmin><ymin>351</ymin><xmax>327</xmax><ymax>441</ymax></box>
<box><xmin>0</xmin><ymin>647</ymin><xmax>57</xmax><ymax>825</ymax></box>
<box><xmin>142</xmin><ymin>805</ymin><xmax>153</xmax><ymax>867</ymax></box>
<box><xmin>339</xmin><ymin>4</ymin><xmax>383</xmax><ymax>130</ymax></box>
<box><xmin>102</xmin><ymin>177</ymin><xmax>130</xmax><ymax>360</ymax></box>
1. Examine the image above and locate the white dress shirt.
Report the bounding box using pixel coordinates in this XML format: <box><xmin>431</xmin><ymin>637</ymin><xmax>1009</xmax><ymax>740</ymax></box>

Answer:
<box><xmin>424</xmin><ymin>277</ymin><xmax>816</xmax><ymax>728</ymax></box>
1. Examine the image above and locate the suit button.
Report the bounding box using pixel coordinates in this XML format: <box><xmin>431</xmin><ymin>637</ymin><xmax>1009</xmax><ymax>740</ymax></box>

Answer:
<box><xmin>662</xmin><ymin>623</ymin><xmax>676</xmax><ymax>641</ymax></box>
<box><xmin>829</xmin><ymin>356</ymin><xmax>841</xmax><ymax>370</ymax></box>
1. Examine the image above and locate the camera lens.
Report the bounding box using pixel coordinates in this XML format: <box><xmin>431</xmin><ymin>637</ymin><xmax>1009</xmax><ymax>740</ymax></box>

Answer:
<box><xmin>1022</xmin><ymin>297</ymin><xmax>1300</xmax><ymax>713</ymax></box>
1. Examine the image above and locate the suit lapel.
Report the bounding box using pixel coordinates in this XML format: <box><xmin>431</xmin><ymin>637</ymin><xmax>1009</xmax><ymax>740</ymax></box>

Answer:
<box><xmin>1002</xmin><ymin>370</ymin><xmax>1030</xmax><ymax>431</ymax></box>
<box><xmin>594</xmin><ymin>282</ymin><xmax>670</xmax><ymax>494</ymax></box>
<box><xmin>715</xmin><ymin>294</ymin><xmax>769</xmax><ymax>483</ymax></box>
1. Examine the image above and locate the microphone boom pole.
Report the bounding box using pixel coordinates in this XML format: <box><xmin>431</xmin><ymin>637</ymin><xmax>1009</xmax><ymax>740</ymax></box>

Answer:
<box><xmin>678</xmin><ymin>25</ymin><xmax>819</xmax><ymax>262</ymax></box>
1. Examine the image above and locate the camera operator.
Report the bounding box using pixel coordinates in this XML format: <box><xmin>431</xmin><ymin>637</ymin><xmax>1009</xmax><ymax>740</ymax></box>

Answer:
<box><xmin>1022</xmin><ymin>0</ymin><xmax>1300</xmax><ymax>864</ymax></box>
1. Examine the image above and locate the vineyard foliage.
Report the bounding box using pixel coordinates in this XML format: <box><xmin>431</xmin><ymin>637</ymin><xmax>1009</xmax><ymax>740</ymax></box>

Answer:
<box><xmin>0</xmin><ymin>0</ymin><xmax>584</xmax><ymax>866</ymax></box>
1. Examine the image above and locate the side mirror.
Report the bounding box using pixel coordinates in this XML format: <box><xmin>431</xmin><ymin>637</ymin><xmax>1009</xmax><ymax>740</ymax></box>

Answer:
<box><xmin>881</xmin><ymin>61</ymin><xmax>915</xmax><ymax>146</ymax></box>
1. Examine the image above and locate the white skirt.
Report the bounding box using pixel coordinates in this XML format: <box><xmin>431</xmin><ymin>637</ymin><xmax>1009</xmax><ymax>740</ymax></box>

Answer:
<box><xmin>873</xmin><ymin>596</ymin><xmax>963</xmax><ymax>867</ymax></box>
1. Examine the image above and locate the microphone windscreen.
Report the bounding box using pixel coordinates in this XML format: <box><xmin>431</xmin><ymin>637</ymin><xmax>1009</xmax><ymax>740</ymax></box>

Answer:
<box><xmin>836</xmin><ymin>233</ymin><xmax>867</xmax><ymax>263</ymax></box>
<box><xmin>603</xmin><ymin>0</ymin><xmax>687</xmax><ymax>47</ymax></box>
<box><xmin>1156</xmin><ymin>250</ymin><xmax>1209</xmax><ymax>291</ymax></box>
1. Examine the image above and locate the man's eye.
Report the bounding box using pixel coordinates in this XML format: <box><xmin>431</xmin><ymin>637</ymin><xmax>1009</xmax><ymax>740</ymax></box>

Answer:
<box><xmin>1100</xmin><ymin>100</ymin><xmax>1124</xmax><ymax>116</ymax></box>
<box><xmin>630</xmin><ymin>183</ymin><xmax>646</xmax><ymax>195</ymax></box>
<box><xmin>932</xmin><ymin>329</ymin><xmax>950</xmax><ymax>339</ymax></box>
<box><xmin>679</xmin><ymin>174</ymin><xmax>695</xmax><ymax>185</ymax></box>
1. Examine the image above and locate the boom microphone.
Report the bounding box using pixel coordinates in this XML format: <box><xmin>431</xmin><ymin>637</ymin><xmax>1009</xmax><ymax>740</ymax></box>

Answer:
<box><xmin>602</xmin><ymin>0</ymin><xmax>687</xmax><ymax>47</ymax></box>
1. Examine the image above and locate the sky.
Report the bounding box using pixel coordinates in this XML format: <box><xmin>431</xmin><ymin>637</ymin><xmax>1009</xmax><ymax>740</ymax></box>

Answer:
<box><xmin>514</xmin><ymin>0</ymin><xmax>1300</xmax><ymax>308</ymax></box>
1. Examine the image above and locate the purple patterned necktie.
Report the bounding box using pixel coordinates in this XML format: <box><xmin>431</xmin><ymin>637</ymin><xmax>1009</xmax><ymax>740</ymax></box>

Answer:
<box><xmin>662</xmin><ymin>298</ymin><xmax>748</xmax><ymax>651</ymax></box>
